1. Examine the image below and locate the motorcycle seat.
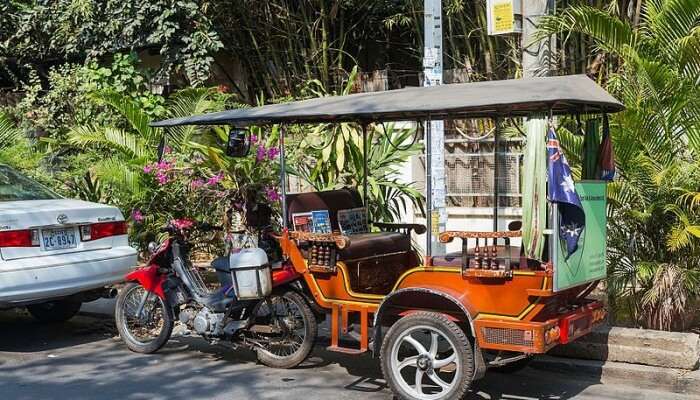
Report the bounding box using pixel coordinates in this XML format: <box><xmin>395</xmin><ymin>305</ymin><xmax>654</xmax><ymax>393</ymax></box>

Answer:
<box><xmin>211</xmin><ymin>256</ymin><xmax>230</xmax><ymax>272</ymax></box>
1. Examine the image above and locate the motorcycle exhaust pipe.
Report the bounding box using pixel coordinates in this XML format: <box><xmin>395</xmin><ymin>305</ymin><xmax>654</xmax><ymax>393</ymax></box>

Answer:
<box><xmin>102</xmin><ymin>288</ymin><xmax>118</xmax><ymax>299</ymax></box>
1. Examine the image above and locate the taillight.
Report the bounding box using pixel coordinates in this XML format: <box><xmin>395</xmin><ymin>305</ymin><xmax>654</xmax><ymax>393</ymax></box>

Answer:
<box><xmin>0</xmin><ymin>229</ymin><xmax>40</xmax><ymax>247</ymax></box>
<box><xmin>80</xmin><ymin>221</ymin><xmax>127</xmax><ymax>241</ymax></box>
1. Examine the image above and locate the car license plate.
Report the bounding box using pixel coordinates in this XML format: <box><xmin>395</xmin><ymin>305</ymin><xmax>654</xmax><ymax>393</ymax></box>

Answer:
<box><xmin>42</xmin><ymin>228</ymin><xmax>77</xmax><ymax>251</ymax></box>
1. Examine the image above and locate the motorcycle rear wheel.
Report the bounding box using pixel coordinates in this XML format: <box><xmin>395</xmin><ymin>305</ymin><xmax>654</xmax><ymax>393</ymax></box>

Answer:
<box><xmin>115</xmin><ymin>282</ymin><xmax>173</xmax><ymax>354</ymax></box>
<box><xmin>252</xmin><ymin>290</ymin><xmax>317</xmax><ymax>369</ymax></box>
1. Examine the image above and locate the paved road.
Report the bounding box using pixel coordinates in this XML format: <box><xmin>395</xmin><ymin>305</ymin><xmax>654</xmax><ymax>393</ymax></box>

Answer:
<box><xmin>0</xmin><ymin>308</ymin><xmax>693</xmax><ymax>400</ymax></box>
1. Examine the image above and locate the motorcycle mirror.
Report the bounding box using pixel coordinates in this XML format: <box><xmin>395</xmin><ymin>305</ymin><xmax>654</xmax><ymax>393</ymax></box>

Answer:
<box><xmin>226</xmin><ymin>128</ymin><xmax>250</xmax><ymax>158</ymax></box>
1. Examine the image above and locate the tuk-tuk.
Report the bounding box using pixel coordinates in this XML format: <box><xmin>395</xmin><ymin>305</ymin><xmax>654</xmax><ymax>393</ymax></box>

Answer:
<box><xmin>152</xmin><ymin>74</ymin><xmax>623</xmax><ymax>400</ymax></box>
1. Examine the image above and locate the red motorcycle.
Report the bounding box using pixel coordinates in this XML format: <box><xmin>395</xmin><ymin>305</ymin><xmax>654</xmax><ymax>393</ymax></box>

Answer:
<box><xmin>115</xmin><ymin>219</ymin><xmax>318</xmax><ymax>369</ymax></box>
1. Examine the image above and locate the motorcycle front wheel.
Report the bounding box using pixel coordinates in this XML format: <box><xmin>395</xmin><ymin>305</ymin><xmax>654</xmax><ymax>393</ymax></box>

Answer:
<box><xmin>115</xmin><ymin>282</ymin><xmax>174</xmax><ymax>354</ymax></box>
<box><xmin>250</xmin><ymin>290</ymin><xmax>317</xmax><ymax>369</ymax></box>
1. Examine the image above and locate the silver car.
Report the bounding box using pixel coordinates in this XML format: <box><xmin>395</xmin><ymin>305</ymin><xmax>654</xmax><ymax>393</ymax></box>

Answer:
<box><xmin>0</xmin><ymin>165</ymin><xmax>137</xmax><ymax>322</ymax></box>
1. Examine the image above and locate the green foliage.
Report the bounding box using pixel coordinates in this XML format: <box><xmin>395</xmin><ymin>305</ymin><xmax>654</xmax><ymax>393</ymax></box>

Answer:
<box><xmin>80</xmin><ymin>53</ymin><xmax>166</xmax><ymax>119</ymax></box>
<box><xmin>2</xmin><ymin>1</ymin><xmax>222</xmax><ymax>86</ymax></box>
<box><xmin>290</xmin><ymin>121</ymin><xmax>424</xmax><ymax>223</ymax></box>
<box><xmin>540</xmin><ymin>0</ymin><xmax>700</xmax><ymax>331</ymax></box>
<box><xmin>281</xmin><ymin>68</ymin><xmax>424</xmax><ymax>223</ymax></box>
<box><xmin>0</xmin><ymin>113</ymin><xmax>22</xmax><ymax>149</ymax></box>
<box><xmin>12</xmin><ymin>53</ymin><xmax>163</xmax><ymax>141</ymax></box>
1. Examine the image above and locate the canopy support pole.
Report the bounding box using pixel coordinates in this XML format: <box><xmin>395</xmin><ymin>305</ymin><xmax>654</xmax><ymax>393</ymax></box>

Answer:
<box><xmin>362</xmin><ymin>123</ymin><xmax>369</xmax><ymax>207</ymax></box>
<box><xmin>425</xmin><ymin>117</ymin><xmax>433</xmax><ymax>259</ymax></box>
<box><xmin>493</xmin><ymin>117</ymin><xmax>500</xmax><ymax>231</ymax></box>
<box><xmin>279</xmin><ymin>124</ymin><xmax>288</xmax><ymax>231</ymax></box>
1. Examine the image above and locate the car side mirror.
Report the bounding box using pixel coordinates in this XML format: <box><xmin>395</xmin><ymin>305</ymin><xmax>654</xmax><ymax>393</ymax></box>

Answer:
<box><xmin>226</xmin><ymin>129</ymin><xmax>250</xmax><ymax>158</ymax></box>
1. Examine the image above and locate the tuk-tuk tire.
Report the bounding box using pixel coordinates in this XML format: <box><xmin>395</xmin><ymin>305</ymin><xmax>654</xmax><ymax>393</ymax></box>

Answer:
<box><xmin>380</xmin><ymin>311</ymin><xmax>474</xmax><ymax>400</ymax></box>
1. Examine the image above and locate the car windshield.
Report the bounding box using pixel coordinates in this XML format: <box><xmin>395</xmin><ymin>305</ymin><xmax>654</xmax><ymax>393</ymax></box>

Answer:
<box><xmin>0</xmin><ymin>165</ymin><xmax>60</xmax><ymax>201</ymax></box>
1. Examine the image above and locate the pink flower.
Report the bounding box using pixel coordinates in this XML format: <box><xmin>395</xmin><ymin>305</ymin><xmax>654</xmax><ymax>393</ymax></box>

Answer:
<box><xmin>207</xmin><ymin>172</ymin><xmax>224</xmax><ymax>186</ymax></box>
<box><xmin>155</xmin><ymin>171</ymin><xmax>169</xmax><ymax>185</ymax></box>
<box><xmin>267</xmin><ymin>147</ymin><xmax>280</xmax><ymax>160</ymax></box>
<box><xmin>163</xmin><ymin>145</ymin><xmax>172</xmax><ymax>154</ymax></box>
<box><xmin>143</xmin><ymin>164</ymin><xmax>154</xmax><ymax>174</ymax></box>
<box><xmin>250</xmin><ymin>134</ymin><xmax>258</xmax><ymax>144</ymax></box>
<box><xmin>131</xmin><ymin>209</ymin><xmax>144</xmax><ymax>223</ymax></box>
<box><xmin>170</xmin><ymin>218</ymin><xmax>194</xmax><ymax>230</ymax></box>
<box><xmin>265</xmin><ymin>186</ymin><xmax>281</xmax><ymax>202</ymax></box>
<box><xmin>190</xmin><ymin>179</ymin><xmax>205</xmax><ymax>189</ymax></box>
<box><xmin>156</xmin><ymin>160</ymin><xmax>172</xmax><ymax>171</ymax></box>
<box><xmin>256</xmin><ymin>146</ymin><xmax>267</xmax><ymax>161</ymax></box>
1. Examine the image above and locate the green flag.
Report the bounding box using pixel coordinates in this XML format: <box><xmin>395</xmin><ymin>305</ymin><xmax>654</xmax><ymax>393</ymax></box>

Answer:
<box><xmin>522</xmin><ymin>117</ymin><xmax>547</xmax><ymax>259</ymax></box>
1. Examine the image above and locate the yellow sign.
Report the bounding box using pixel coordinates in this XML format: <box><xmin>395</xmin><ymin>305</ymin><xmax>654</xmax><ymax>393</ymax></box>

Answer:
<box><xmin>489</xmin><ymin>0</ymin><xmax>515</xmax><ymax>35</ymax></box>
<box><xmin>431</xmin><ymin>211</ymin><xmax>440</xmax><ymax>236</ymax></box>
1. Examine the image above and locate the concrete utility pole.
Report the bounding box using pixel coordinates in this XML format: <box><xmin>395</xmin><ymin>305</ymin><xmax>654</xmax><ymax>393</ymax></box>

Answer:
<box><xmin>521</xmin><ymin>0</ymin><xmax>552</xmax><ymax>77</ymax></box>
<box><xmin>423</xmin><ymin>0</ymin><xmax>446</xmax><ymax>256</ymax></box>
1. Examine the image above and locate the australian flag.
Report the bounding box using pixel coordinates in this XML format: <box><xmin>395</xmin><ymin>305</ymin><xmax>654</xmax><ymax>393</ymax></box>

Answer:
<box><xmin>547</xmin><ymin>127</ymin><xmax>586</xmax><ymax>258</ymax></box>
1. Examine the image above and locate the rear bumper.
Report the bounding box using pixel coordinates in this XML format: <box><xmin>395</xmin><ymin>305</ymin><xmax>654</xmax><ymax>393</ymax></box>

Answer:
<box><xmin>0</xmin><ymin>246</ymin><xmax>137</xmax><ymax>307</ymax></box>
<box><xmin>474</xmin><ymin>300</ymin><xmax>606</xmax><ymax>354</ymax></box>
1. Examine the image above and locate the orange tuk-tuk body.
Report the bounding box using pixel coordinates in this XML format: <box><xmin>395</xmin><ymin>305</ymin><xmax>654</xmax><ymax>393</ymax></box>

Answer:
<box><xmin>152</xmin><ymin>75</ymin><xmax>623</xmax><ymax>399</ymax></box>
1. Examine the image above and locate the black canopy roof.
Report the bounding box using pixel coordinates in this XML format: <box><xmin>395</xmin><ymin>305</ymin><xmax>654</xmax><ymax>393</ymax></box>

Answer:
<box><xmin>151</xmin><ymin>75</ymin><xmax>623</xmax><ymax>127</ymax></box>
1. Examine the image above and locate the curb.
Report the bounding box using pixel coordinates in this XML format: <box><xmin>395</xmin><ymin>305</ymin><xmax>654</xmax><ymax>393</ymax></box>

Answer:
<box><xmin>549</xmin><ymin>326</ymin><xmax>700</xmax><ymax>370</ymax></box>
<box><xmin>530</xmin><ymin>355</ymin><xmax>700</xmax><ymax>395</ymax></box>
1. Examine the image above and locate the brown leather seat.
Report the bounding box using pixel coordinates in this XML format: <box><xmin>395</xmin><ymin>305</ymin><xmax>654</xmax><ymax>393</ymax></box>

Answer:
<box><xmin>432</xmin><ymin>245</ymin><xmax>521</xmax><ymax>267</ymax></box>
<box><xmin>287</xmin><ymin>189</ymin><xmax>413</xmax><ymax>261</ymax></box>
<box><xmin>340</xmin><ymin>232</ymin><xmax>411</xmax><ymax>261</ymax></box>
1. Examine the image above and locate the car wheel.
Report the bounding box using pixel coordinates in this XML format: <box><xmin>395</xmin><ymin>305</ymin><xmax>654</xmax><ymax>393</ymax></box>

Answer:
<box><xmin>381</xmin><ymin>311</ymin><xmax>474</xmax><ymax>400</ymax></box>
<box><xmin>27</xmin><ymin>299</ymin><xmax>82</xmax><ymax>323</ymax></box>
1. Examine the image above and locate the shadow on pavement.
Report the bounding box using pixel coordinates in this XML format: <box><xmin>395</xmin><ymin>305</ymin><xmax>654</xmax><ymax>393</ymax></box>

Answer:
<box><xmin>0</xmin><ymin>308</ymin><xmax>116</xmax><ymax>353</ymax></box>
<box><xmin>0</xmin><ymin>311</ymin><xmax>606</xmax><ymax>400</ymax></box>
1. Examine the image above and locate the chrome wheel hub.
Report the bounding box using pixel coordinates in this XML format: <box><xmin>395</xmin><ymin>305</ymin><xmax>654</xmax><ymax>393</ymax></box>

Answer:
<box><xmin>389</xmin><ymin>325</ymin><xmax>460</xmax><ymax>400</ymax></box>
<box><xmin>416</xmin><ymin>354</ymin><xmax>432</xmax><ymax>371</ymax></box>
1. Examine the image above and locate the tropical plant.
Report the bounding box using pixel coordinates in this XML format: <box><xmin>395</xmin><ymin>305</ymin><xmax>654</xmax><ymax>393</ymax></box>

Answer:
<box><xmin>65</xmin><ymin>87</ymin><xmax>231</xmax><ymax>211</ymax></box>
<box><xmin>0</xmin><ymin>113</ymin><xmax>22</xmax><ymax>150</ymax></box>
<box><xmin>275</xmin><ymin>67</ymin><xmax>425</xmax><ymax>223</ymax></box>
<box><xmin>131</xmin><ymin>150</ymin><xmax>228</xmax><ymax>248</ymax></box>
<box><xmin>537</xmin><ymin>0</ymin><xmax>700</xmax><ymax>330</ymax></box>
<box><xmin>190</xmin><ymin>124</ymin><xmax>284</xmax><ymax>228</ymax></box>
<box><xmin>291</xmin><ymin>121</ymin><xmax>424</xmax><ymax>223</ymax></box>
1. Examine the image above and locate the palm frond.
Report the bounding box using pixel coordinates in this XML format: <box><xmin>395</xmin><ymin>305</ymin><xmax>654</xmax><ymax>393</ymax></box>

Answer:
<box><xmin>535</xmin><ymin>6</ymin><xmax>636</xmax><ymax>55</ymax></box>
<box><xmin>68</xmin><ymin>125</ymin><xmax>149</xmax><ymax>159</ymax></box>
<box><xmin>0</xmin><ymin>113</ymin><xmax>22</xmax><ymax>150</ymax></box>
<box><xmin>89</xmin><ymin>90</ymin><xmax>155</xmax><ymax>143</ymax></box>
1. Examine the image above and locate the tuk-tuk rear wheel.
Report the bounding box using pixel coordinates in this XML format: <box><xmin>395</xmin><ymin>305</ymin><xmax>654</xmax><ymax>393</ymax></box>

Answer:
<box><xmin>380</xmin><ymin>311</ymin><xmax>474</xmax><ymax>400</ymax></box>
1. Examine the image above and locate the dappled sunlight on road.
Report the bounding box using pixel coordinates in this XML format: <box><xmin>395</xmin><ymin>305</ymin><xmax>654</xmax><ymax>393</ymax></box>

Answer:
<box><xmin>0</xmin><ymin>310</ymin><xmax>694</xmax><ymax>400</ymax></box>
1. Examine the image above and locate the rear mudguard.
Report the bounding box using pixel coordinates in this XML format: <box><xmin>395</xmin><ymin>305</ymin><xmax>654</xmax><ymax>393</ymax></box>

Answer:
<box><xmin>125</xmin><ymin>265</ymin><xmax>166</xmax><ymax>299</ymax></box>
<box><xmin>271</xmin><ymin>264</ymin><xmax>301</xmax><ymax>287</ymax></box>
